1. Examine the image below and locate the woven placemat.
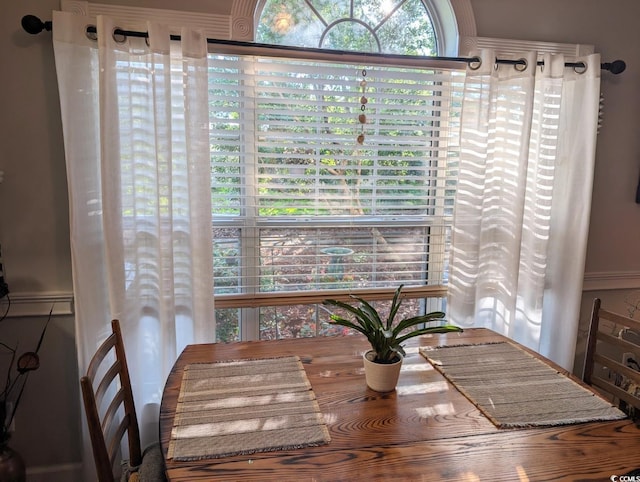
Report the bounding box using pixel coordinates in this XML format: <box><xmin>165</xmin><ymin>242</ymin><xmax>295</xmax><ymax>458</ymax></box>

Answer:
<box><xmin>420</xmin><ymin>342</ymin><xmax>627</xmax><ymax>428</ymax></box>
<box><xmin>168</xmin><ymin>355</ymin><xmax>331</xmax><ymax>460</ymax></box>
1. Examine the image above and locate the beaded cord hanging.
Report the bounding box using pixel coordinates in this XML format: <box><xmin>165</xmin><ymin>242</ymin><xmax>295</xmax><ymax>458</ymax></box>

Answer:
<box><xmin>357</xmin><ymin>69</ymin><xmax>367</xmax><ymax>144</ymax></box>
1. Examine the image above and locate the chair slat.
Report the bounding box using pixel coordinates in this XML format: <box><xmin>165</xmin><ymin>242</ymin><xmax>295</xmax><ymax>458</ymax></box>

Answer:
<box><xmin>592</xmin><ymin>375</ymin><xmax>640</xmax><ymax>411</ymax></box>
<box><xmin>101</xmin><ymin>387</ymin><xmax>125</xmax><ymax>435</ymax></box>
<box><xmin>599</xmin><ymin>309</ymin><xmax>640</xmax><ymax>333</ymax></box>
<box><xmin>85</xmin><ymin>333</ymin><xmax>117</xmax><ymax>380</ymax></box>
<box><xmin>80</xmin><ymin>320</ymin><xmax>164</xmax><ymax>482</ymax></box>
<box><xmin>593</xmin><ymin>353</ymin><xmax>640</xmax><ymax>385</ymax></box>
<box><xmin>94</xmin><ymin>361</ymin><xmax>122</xmax><ymax>406</ymax></box>
<box><xmin>597</xmin><ymin>331</ymin><xmax>640</xmax><ymax>356</ymax></box>
<box><xmin>107</xmin><ymin>414</ymin><xmax>131</xmax><ymax>467</ymax></box>
<box><xmin>583</xmin><ymin>298</ymin><xmax>640</xmax><ymax>417</ymax></box>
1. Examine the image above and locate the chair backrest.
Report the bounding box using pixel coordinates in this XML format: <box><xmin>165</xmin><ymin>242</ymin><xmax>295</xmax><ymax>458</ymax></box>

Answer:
<box><xmin>80</xmin><ymin>320</ymin><xmax>142</xmax><ymax>482</ymax></box>
<box><xmin>583</xmin><ymin>298</ymin><xmax>640</xmax><ymax>415</ymax></box>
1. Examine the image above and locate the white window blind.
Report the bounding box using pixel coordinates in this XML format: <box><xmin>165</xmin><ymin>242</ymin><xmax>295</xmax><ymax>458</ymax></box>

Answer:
<box><xmin>208</xmin><ymin>54</ymin><xmax>463</xmax><ymax>298</ymax></box>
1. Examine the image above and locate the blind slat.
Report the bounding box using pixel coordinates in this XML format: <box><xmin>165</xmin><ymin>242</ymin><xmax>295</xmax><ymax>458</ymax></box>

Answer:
<box><xmin>209</xmin><ymin>54</ymin><xmax>460</xmax><ymax>293</ymax></box>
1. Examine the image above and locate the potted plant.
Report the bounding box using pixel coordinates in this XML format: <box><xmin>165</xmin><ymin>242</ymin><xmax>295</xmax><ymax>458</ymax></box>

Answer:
<box><xmin>323</xmin><ymin>285</ymin><xmax>462</xmax><ymax>392</ymax></box>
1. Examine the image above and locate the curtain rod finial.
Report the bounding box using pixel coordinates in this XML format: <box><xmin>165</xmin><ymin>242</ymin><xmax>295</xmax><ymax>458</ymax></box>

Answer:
<box><xmin>21</xmin><ymin>15</ymin><xmax>52</xmax><ymax>35</ymax></box>
<box><xmin>602</xmin><ymin>60</ymin><xmax>626</xmax><ymax>75</ymax></box>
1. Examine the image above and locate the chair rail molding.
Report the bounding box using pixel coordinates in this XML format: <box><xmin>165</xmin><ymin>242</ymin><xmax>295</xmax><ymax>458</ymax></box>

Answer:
<box><xmin>583</xmin><ymin>271</ymin><xmax>640</xmax><ymax>291</ymax></box>
<box><xmin>0</xmin><ymin>291</ymin><xmax>74</xmax><ymax>317</ymax></box>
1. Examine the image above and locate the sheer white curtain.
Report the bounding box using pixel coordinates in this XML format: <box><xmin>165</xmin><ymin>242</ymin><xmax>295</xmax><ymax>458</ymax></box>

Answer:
<box><xmin>52</xmin><ymin>11</ymin><xmax>215</xmax><ymax>479</ymax></box>
<box><xmin>448</xmin><ymin>49</ymin><xmax>601</xmax><ymax>370</ymax></box>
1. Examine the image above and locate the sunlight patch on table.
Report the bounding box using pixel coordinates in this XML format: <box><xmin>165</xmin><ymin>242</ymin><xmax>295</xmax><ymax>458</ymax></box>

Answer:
<box><xmin>400</xmin><ymin>362</ymin><xmax>433</xmax><ymax>372</ymax></box>
<box><xmin>516</xmin><ymin>465</ymin><xmax>530</xmax><ymax>481</ymax></box>
<box><xmin>415</xmin><ymin>402</ymin><xmax>455</xmax><ymax>418</ymax></box>
<box><xmin>396</xmin><ymin>380</ymin><xmax>449</xmax><ymax>395</ymax></box>
<box><xmin>457</xmin><ymin>472</ymin><xmax>480</xmax><ymax>481</ymax></box>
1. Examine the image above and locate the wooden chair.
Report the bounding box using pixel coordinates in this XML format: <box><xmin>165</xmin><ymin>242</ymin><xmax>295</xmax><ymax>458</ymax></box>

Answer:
<box><xmin>80</xmin><ymin>319</ymin><xmax>166</xmax><ymax>482</ymax></box>
<box><xmin>583</xmin><ymin>298</ymin><xmax>640</xmax><ymax>417</ymax></box>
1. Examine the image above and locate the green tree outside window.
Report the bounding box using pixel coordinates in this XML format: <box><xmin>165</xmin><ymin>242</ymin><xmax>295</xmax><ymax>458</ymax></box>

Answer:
<box><xmin>257</xmin><ymin>0</ymin><xmax>437</xmax><ymax>55</ymax></box>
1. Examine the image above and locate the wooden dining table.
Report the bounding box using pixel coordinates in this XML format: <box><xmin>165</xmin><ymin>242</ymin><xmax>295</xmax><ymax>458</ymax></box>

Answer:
<box><xmin>159</xmin><ymin>328</ymin><xmax>640</xmax><ymax>481</ymax></box>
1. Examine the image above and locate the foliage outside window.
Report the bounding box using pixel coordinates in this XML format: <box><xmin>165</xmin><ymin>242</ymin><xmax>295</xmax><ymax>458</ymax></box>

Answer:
<box><xmin>212</xmin><ymin>0</ymin><xmax>456</xmax><ymax>341</ymax></box>
<box><xmin>210</xmin><ymin>56</ymin><xmax>461</xmax><ymax>340</ymax></box>
<box><xmin>257</xmin><ymin>0</ymin><xmax>437</xmax><ymax>55</ymax></box>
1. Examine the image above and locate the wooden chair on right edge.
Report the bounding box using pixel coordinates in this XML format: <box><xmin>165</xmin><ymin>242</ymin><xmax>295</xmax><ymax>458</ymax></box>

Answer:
<box><xmin>582</xmin><ymin>298</ymin><xmax>640</xmax><ymax>419</ymax></box>
<box><xmin>80</xmin><ymin>319</ymin><xmax>167</xmax><ymax>482</ymax></box>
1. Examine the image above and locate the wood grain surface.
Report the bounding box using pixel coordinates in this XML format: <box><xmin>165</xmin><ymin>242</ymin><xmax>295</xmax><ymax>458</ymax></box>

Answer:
<box><xmin>160</xmin><ymin>328</ymin><xmax>640</xmax><ymax>481</ymax></box>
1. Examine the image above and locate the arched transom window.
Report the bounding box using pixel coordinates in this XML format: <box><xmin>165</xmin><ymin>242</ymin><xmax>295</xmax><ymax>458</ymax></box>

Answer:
<box><xmin>257</xmin><ymin>0</ymin><xmax>438</xmax><ymax>55</ymax></box>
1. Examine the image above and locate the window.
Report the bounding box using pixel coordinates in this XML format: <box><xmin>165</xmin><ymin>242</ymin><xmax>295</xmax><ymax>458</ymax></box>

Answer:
<box><xmin>257</xmin><ymin>0</ymin><xmax>438</xmax><ymax>55</ymax></box>
<box><xmin>58</xmin><ymin>0</ymin><xmax>471</xmax><ymax>342</ymax></box>
<box><xmin>210</xmin><ymin>32</ymin><xmax>462</xmax><ymax>341</ymax></box>
<box><xmin>77</xmin><ymin>1</ymin><xmax>467</xmax><ymax>343</ymax></box>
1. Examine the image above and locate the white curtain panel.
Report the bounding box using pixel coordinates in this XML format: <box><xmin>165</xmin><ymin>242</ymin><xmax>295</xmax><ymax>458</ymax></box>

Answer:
<box><xmin>53</xmin><ymin>11</ymin><xmax>215</xmax><ymax>479</ymax></box>
<box><xmin>448</xmin><ymin>49</ymin><xmax>601</xmax><ymax>370</ymax></box>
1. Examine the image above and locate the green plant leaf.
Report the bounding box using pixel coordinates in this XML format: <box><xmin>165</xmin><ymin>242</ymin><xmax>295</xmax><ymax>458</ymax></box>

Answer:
<box><xmin>350</xmin><ymin>296</ymin><xmax>383</xmax><ymax>330</ymax></box>
<box><xmin>386</xmin><ymin>284</ymin><xmax>404</xmax><ymax>330</ymax></box>
<box><xmin>324</xmin><ymin>286</ymin><xmax>463</xmax><ymax>364</ymax></box>
<box><xmin>395</xmin><ymin>325</ymin><xmax>463</xmax><ymax>345</ymax></box>
<box><xmin>392</xmin><ymin>311</ymin><xmax>446</xmax><ymax>336</ymax></box>
<box><xmin>324</xmin><ymin>299</ymin><xmax>372</xmax><ymax>332</ymax></box>
<box><xmin>328</xmin><ymin>315</ymin><xmax>367</xmax><ymax>335</ymax></box>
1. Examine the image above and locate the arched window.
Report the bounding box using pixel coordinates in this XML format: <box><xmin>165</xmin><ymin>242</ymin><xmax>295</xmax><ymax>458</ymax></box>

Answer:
<box><xmin>256</xmin><ymin>0</ymin><xmax>438</xmax><ymax>55</ymax></box>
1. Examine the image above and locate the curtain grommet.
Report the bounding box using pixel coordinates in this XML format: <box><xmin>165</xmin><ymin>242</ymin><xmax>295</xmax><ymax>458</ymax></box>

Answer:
<box><xmin>85</xmin><ymin>25</ymin><xmax>97</xmax><ymax>41</ymax></box>
<box><xmin>514</xmin><ymin>58</ymin><xmax>528</xmax><ymax>72</ymax></box>
<box><xmin>112</xmin><ymin>28</ymin><xmax>127</xmax><ymax>43</ymax></box>
<box><xmin>574</xmin><ymin>62</ymin><xmax>588</xmax><ymax>74</ymax></box>
<box><xmin>468</xmin><ymin>56</ymin><xmax>482</xmax><ymax>71</ymax></box>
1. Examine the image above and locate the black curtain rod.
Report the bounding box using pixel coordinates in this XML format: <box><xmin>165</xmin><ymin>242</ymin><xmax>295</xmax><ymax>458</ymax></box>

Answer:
<box><xmin>21</xmin><ymin>14</ymin><xmax>627</xmax><ymax>75</ymax></box>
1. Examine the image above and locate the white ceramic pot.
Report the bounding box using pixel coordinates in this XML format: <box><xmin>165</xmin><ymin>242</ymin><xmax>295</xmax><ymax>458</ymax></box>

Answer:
<box><xmin>362</xmin><ymin>350</ymin><xmax>403</xmax><ymax>392</ymax></box>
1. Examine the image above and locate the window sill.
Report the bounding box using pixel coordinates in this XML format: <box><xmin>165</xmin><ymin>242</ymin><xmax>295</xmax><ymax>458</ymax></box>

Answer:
<box><xmin>214</xmin><ymin>284</ymin><xmax>447</xmax><ymax>309</ymax></box>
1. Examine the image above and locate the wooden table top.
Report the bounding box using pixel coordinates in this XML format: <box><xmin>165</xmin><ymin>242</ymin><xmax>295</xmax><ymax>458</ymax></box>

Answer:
<box><xmin>159</xmin><ymin>328</ymin><xmax>640</xmax><ymax>481</ymax></box>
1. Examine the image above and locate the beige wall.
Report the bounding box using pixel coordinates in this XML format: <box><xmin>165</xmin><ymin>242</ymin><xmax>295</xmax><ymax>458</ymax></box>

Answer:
<box><xmin>473</xmin><ymin>0</ymin><xmax>640</xmax><ymax>279</ymax></box>
<box><xmin>1</xmin><ymin>0</ymin><xmax>639</xmax><ymax>479</ymax></box>
<box><xmin>470</xmin><ymin>0</ymin><xmax>640</xmax><ymax>379</ymax></box>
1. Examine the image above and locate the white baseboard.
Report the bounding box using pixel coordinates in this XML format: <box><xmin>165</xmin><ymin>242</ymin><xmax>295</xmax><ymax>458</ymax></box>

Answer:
<box><xmin>26</xmin><ymin>462</ymin><xmax>83</xmax><ymax>482</ymax></box>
